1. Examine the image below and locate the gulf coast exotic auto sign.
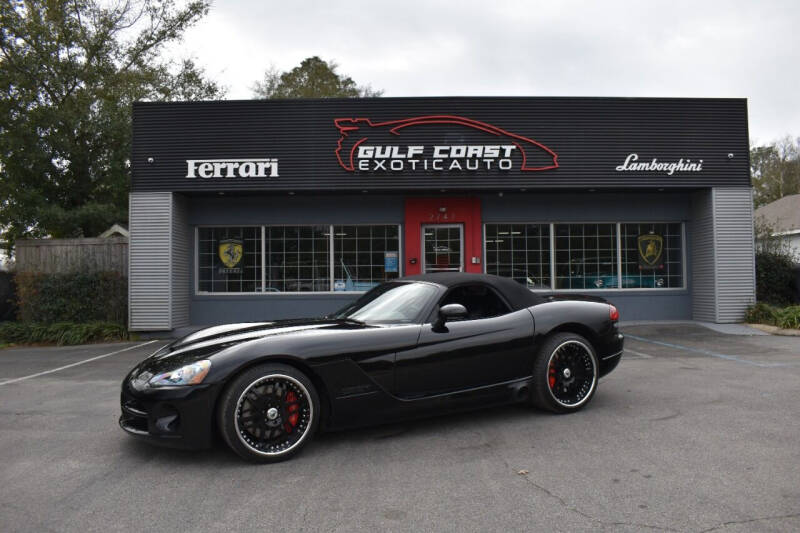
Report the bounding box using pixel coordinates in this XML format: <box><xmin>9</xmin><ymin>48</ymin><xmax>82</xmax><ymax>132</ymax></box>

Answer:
<box><xmin>334</xmin><ymin>115</ymin><xmax>559</xmax><ymax>173</ymax></box>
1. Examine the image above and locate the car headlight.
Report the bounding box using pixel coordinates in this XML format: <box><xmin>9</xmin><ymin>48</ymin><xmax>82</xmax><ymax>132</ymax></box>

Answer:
<box><xmin>148</xmin><ymin>360</ymin><xmax>211</xmax><ymax>387</ymax></box>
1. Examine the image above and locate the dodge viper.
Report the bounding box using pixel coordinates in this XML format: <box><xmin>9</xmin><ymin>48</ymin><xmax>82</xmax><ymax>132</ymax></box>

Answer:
<box><xmin>120</xmin><ymin>273</ymin><xmax>623</xmax><ymax>462</ymax></box>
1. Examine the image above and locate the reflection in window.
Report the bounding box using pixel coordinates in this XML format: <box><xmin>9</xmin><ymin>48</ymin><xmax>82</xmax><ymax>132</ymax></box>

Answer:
<box><xmin>555</xmin><ymin>224</ymin><xmax>617</xmax><ymax>289</ymax></box>
<box><xmin>620</xmin><ymin>223</ymin><xmax>683</xmax><ymax>288</ymax></box>
<box><xmin>266</xmin><ymin>226</ymin><xmax>330</xmax><ymax>292</ymax></box>
<box><xmin>198</xmin><ymin>227</ymin><xmax>262</xmax><ymax>293</ymax></box>
<box><xmin>333</xmin><ymin>225</ymin><xmax>401</xmax><ymax>291</ymax></box>
<box><xmin>484</xmin><ymin>224</ymin><xmax>551</xmax><ymax>289</ymax></box>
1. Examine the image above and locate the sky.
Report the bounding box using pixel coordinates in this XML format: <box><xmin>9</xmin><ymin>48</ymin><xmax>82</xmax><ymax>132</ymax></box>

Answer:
<box><xmin>170</xmin><ymin>0</ymin><xmax>800</xmax><ymax>144</ymax></box>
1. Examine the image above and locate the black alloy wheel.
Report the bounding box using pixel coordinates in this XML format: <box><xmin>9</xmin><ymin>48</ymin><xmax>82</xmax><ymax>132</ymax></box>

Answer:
<box><xmin>531</xmin><ymin>332</ymin><xmax>598</xmax><ymax>413</ymax></box>
<box><xmin>218</xmin><ymin>363</ymin><xmax>320</xmax><ymax>462</ymax></box>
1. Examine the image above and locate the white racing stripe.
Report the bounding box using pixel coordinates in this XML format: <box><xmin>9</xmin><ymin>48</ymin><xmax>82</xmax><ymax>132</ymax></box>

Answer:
<box><xmin>0</xmin><ymin>340</ymin><xmax>162</xmax><ymax>387</ymax></box>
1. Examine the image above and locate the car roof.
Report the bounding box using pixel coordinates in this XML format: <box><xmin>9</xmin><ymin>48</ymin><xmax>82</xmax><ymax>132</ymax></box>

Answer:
<box><xmin>399</xmin><ymin>272</ymin><xmax>545</xmax><ymax>310</ymax></box>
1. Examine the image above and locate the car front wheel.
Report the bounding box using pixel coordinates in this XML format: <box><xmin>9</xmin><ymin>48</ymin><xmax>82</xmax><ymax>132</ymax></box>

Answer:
<box><xmin>218</xmin><ymin>363</ymin><xmax>320</xmax><ymax>462</ymax></box>
<box><xmin>531</xmin><ymin>332</ymin><xmax>599</xmax><ymax>414</ymax></box>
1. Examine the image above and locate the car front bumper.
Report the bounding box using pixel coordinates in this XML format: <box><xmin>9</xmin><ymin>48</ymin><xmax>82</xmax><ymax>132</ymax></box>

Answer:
<box><xmin>119</xmin><ymin>379</ymin><xmax>221</xmax><ymax>450</ymax></box>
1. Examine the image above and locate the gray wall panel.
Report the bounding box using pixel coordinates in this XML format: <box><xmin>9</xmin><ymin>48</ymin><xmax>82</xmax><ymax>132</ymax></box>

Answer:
<box><xmin>171</xmin><ymin>194</ymin><xmax>191</xmax><ymax>328</ymax></box>
<box><xmin>129</xmin><ymin>192</ymin><xmax>173</xmax><ymax>330</ymax></box>
<box><xmin>690</xmin><ymin>190</ymin><xmax>717</xmax><ymax>321</ymax></box>
<box><xmin>713</xmin><ymin>187</ymin><xmax>755</xmax><ymax>322</ymax></box>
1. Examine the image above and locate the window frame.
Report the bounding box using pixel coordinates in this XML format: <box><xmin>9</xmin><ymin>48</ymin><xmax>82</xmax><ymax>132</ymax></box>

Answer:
<box><xmin>195</xmin><ymin>223</ymin><xmax>403</xmax><ymax>296</ymax></box>
<box><xmin>483</xmin><ymin>221</ymin><xmax>687</xmax><ymax>292</ymax></box>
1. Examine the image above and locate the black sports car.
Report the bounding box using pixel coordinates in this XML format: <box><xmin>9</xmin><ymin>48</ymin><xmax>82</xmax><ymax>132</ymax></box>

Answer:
<box><xmin>120</xmin><ymin>273</ymin><xmax>623</xmax><ymax>462</ymax></box>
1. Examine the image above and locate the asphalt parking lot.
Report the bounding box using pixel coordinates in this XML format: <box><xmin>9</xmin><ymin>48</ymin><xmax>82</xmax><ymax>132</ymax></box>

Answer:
<box><xmin>1</xmin><ymin>324</ymin><xmax>799</xmax><ymax>533</ymax></box>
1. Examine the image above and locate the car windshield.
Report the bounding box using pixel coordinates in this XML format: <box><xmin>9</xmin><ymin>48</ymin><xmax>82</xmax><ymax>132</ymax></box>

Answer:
<box><xmin>329</xmin><ymin>282</ymin><xmax>438</xmax><ymax>324</ymax></box>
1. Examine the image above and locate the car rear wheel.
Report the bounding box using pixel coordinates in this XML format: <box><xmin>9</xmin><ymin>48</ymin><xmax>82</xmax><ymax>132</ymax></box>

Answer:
<box><xmin>218</xmin><ymin>363</ymin><xmax>320</xmax><ymax>463</ymax></box>
<box><xmin>531</xmin><ymin>332</ymin><xmax>598</xmax><ymax>414</ymax></box>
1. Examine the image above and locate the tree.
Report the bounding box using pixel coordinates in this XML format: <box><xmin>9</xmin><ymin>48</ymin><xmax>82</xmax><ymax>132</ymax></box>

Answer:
<box><xmin>751</xmin><ymin>136</ymin><xmax>800</xmax><ymax>208</ymax></box>
<box><xmin>252</xmin><ymin>56</ymin><xmax>382</xmax><ymax>99</ymax></box>
<box><xmin>0</xmin><ymin>0</ymin><xmax>223</xmax><ymax>251</ymax></box>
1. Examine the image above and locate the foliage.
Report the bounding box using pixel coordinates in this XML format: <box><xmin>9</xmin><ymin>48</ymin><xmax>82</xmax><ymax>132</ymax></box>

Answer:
<box><xmin>755</xmin><ymin>250</ymin><xmax>796</xmax><ymax>306</ymax></box>
<box><xmin>746</xmin><ymin>303</ymin><xmax>800</xmax><ymax>329</ymax></box>
<box><xmin>751</xmin><ymin>136</ymin><xmax>800</xmax><ymax>208</ymax></box>
<box><xmin>0</xmin><ymin>320</ymin><xmax>131</xmax><ymax>345</ymax></box>
<box><xmin>753</xmin><ymin>216</ymin><xmax>793</xmax><ymax>256</ymax></box>
<box><xmin>253</xmin><ymin>56</ymin><xmax>382</xmax><ymax>99</ymax></box>
<box><xmin>776</xmin><ymin>306</ymin><xmax>800</xmax><ymax>329</ymax></box>
<box><xmin>0</xmin><ymin>0</ymin><xmax>223</xmax><ymax>252</ymax></box>
<box><xmin>744</xmin><ymin>302</ymin><xmax>779</xmax><ymax>324</ymax></box>
<box><xmin>16</xmin><ymin>271</ymin><xmax>127</xmax><ymax>324</ymax></box>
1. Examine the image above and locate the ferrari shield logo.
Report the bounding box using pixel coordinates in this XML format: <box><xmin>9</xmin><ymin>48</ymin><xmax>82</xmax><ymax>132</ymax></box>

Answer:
<box><xmin>637</xmin><ymin>234</ymin><xmax>664</xmax><ymax>269</ymax></box>
<box><xmin>219</xmin><ymin>239</ymin><xmax>243</xmax><ymax>269</ymax></box>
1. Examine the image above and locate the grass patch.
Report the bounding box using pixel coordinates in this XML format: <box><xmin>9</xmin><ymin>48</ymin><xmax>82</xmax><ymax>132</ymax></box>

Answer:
<box><xmin>0</xmin><ymin>321</ymin><xmax>132</xmax><ymax>346</ymax></box>
<box><xmin>745</xmin><ymin>303</ymin><xmax>800</xmax><ymax>330</ymax></box>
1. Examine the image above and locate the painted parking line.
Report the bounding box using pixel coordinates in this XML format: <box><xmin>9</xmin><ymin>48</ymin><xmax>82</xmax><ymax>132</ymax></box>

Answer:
<box><xmin>625</xmin><ymin>334</ymin><xmax>797</xmax><ymax>368</ymax></box>
<box><xmin>0</xmin><ymin>341</ymin><xmax>162</xmax><ymax>387</ymax></box>
<box><xmin>624</xmin><ymin>349</ymin><xmax>654</xmax><ymax>359</ymax></box>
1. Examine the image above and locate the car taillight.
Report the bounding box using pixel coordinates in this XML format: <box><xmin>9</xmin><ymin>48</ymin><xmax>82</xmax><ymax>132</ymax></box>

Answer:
<box><xmin>609</xmin><ymin>304</ymin><xmax>619</xmax><ymax>322</ymax></box>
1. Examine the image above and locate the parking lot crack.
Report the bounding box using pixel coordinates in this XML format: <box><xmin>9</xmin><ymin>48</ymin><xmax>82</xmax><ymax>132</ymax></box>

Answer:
<box><xmin>698</xmin><ymin>512</ymin><xmax>800</xmax><ymax>532</ymax></box>
<box><xmin>499</xmin><ymin>456</ymin><xmax>678</xmax><ymax>532</ymax></box>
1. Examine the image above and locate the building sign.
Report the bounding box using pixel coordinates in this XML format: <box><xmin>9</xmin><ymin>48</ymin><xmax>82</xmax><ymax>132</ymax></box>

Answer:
<box><xmin>384</xmin><ymin>251</ymin><xmax>399</xmax><ymax>273</ymax></box>
<box><xmin>218</xmin><ymin>239</ymin><xmax>243</xmax><ymax>274</ymax></box>
<box><xmin>637</xmin><ymin>234</ymin><xmax>664</xmax><ymax>270</ymax></box>
<box><xmin>334</xmin><ymin>115</ymin><xmax>558</xmax><ymax>173</ymax></box>
<box><xmin>616</xmin><ymin>154</ymin><xmax>703</xmax><ymax>176</ymax></box>
<box><xmin>186</xmin><ymin>158</ymin><xmax>279</xmax><ymax>179</ymax></box>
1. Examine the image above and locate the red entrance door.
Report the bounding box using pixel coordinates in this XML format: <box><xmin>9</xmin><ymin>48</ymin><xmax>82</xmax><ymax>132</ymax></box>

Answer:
<box><xmin>404</xmin><ymin>197</ymin><xmax>482</xmax><ymax>275</ymax></box>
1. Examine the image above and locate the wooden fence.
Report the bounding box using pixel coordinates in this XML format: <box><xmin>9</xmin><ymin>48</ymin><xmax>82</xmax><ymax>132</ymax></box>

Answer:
<box><xmin>15</xmin><ymin>237</ymin><xmax>128</xmax><ymax>274</ymax></box>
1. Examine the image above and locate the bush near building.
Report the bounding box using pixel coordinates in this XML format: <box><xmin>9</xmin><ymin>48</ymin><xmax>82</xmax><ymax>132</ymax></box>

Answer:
<box><xmin>0</xmin><ymin>321</ymin><xmax>131</xmax><ymax>346</ymax></box>
<box><xmin>745</xmin><ymin>302</ymin><xmax>800</xmax><ymax>329</ymax></box>
<box><xmin>755</xmin><ymin>251</ymin><xmax>797</xmax><ymax>306</ymax></box>
<box><xmin>15</xmin><ymin>272</ymin><xmax>127</xmax><ymax>324</ymax></box>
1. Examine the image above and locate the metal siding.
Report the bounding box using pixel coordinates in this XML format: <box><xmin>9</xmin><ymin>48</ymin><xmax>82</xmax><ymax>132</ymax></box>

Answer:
<box><xmin>129</xmin><ymin>192</ymin><xmax>172</xmax><ymax>330</ymax></box>
<box><xmin>713</xmin><ymin>187</ymin><xmax>755</xmax><ymax>322</ymax></box>
<box><xmin>171</xmin><ymin>194</ymin><xmax>191</xmax><ymax>328</ymax></box>
<box><xmin>691</xmin><ymin>190</ymin><xmax>717</xmax><ymax>321</ymax></box>
<box><xmin>132</xmin><ymin>97</ymin><xmax>750</xmax><ymax>193</ymax></box>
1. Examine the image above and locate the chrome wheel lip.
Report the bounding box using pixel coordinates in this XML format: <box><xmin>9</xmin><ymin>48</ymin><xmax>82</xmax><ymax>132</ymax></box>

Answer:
<box><xmin>546</xmin><ymin>339</ymin><xmax>598</xmax><ymax>408</ymax></box>
<box><xmin>233</xmin><ymin>373</ymin><xmax>314</xmax><ymax>457</ymax></box>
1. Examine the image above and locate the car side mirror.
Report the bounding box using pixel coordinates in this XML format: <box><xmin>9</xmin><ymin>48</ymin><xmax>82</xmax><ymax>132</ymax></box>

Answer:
<box><xmin>433</xmin><ymin>303</ymin><xmax>468</xmax><ymax>331</ymax></box>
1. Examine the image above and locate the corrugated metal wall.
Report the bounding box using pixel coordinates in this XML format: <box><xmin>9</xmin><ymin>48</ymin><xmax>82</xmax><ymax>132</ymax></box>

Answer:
<box><xmin>691</xmin><ymin>190</ymin><xmax>717</xmax><ymax>321</ymax></box>
<box><xmin>171</xmin><ymin>194</ymin><xmax>191</xmax><ymax>328</ymax></box>
<box><xmin>132</xmin><ymin>97</ymin><xmax>750</xmax><ymax>193</ymax></box>
<box><xmin>129</xmin><ymin>192</ymin><xmax>173</xmax><ymax>331</ymax></box>
<box><xmin>713</xmin><ymin>187</ymin><xmax>755</xmax><ymax>322</ymax></box>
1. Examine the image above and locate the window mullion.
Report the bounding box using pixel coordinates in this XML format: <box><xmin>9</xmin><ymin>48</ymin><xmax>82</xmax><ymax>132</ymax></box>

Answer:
<box><xmin>616</xmin><ymin>222</ymin><xmax>622</xmax><ymax>289</ymax></box>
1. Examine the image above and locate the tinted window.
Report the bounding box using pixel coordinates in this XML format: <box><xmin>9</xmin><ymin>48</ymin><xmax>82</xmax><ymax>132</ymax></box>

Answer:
<box><xmin>439</xmin><ymin>284</ymin><xmax>511</xmax><ymax>320</ymax></box>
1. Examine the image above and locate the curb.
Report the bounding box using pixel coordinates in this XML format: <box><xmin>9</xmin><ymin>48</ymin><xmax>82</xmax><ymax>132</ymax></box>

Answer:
<box><xmin>747</xmin><ymin>324</ymin><xmax>800</xmax><ymax>336</ymax></box>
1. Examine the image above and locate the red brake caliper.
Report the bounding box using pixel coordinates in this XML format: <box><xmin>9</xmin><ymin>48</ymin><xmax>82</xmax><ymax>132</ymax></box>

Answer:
<box><xmin>548</xmin><ymin>362</ymin><xmax>556</xmax><ymax>389</ymax></box>
<box><xmin>284</xmin><ymin>391</ymin><xmax>299</xmax><ymax>433</ymax></box>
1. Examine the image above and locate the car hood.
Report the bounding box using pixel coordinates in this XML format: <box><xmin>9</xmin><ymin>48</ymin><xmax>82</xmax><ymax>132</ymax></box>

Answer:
<box><xmin>133</xmin><ymin>318</ymin><xmax>371</xmax><ymax>375</ymax></box>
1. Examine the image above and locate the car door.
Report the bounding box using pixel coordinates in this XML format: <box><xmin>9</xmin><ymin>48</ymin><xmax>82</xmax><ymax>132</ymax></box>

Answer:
<box><xmin>393</xmin><ymin>283</ymin><xmax>535</xmax><ymax>398</ymax></box>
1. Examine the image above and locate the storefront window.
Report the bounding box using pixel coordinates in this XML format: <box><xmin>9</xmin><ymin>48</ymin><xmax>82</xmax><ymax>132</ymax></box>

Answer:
<box><xmin>555</xmin><ymin>224</ymin><xmax>618</xmax><ymax>290</ymax></box>
<box><xmin>198</xmin><ymin>227</ymin><xmax>262</xmax><ymax>293</ymax></box>
<box><xmin>484</xmin><ymin>224</ymin><xmax>551</xmax><ymax>289</ymax></box>
<box><xmin>266</xmin><ymin>226</ymin><xmax>330</xmax><ymax>292</ymax></box>
<box><xmin>620</xmin><ymin>223</ymin><xmax>683</xmax><ymax>288</ymax></box>
<box><xmin>333</xmin><ymin>225</ymin><xmax>401</xmax><ymax>291</ymax></box>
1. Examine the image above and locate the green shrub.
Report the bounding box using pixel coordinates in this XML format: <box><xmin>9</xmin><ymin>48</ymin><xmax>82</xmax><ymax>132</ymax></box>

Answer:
<box><xmin>0</xmin><ymin>321</ymin><xmax>131</xmax><ymax>346</ymax></box>
<box><xmin>15</xmin><ymin>272</ymin><xmax>127</xmax><ymax>324</ymax></box>
<box><xmin>755</xmin><ymin>251</ymin><xmax>796</xmax><ymax>306</ymax></box>
<box><xmin>776</xmin><ymin>306</ymin><xmax>800</xmax><ymax>329</ymax></box>
<box><xmin>745</xmin><ymin>302</ymin><xmax>780</xmax><ymax>325</ymax></box>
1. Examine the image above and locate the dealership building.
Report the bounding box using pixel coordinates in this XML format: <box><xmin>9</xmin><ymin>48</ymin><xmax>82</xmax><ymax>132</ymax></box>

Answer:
<box><xmin>129</xmin><ymin>97</ymin><xmax>754</xmax><ymax>332</ymax></box>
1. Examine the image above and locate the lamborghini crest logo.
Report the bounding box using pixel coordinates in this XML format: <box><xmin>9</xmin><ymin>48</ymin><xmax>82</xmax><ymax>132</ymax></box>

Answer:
<box><xmin>219</xmin><ymin>239</ymin><xmax>243</xmax><ymax>269</ymax></box>
<box><xmin>637</xmin><ymin>234</ymin><xmax>664</xmax><ymax>269</ymax></box>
